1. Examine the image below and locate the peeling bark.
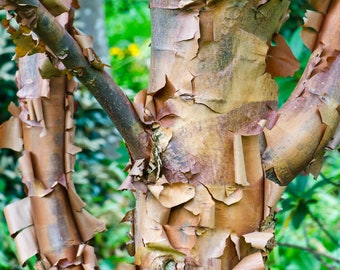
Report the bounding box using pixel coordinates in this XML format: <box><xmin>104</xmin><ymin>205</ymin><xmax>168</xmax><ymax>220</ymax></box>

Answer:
<box><xmin>128</xmin><ymin>1</ymin><xmax>291</xmax><ymax>269</ymax></box>
<box><xmin>2</xmin><ymin>6</ymin><xmax>105</xmax><ymax>269</ymax></box>
<box><xmin>263</xmin><ymin>0</ymin><xmax>340</xmax><ymax>185</ymax></box>
<box><xmin>1</xmin><ymin>0</ymin><xmax>340</xmax><ymax>269</ymax></box>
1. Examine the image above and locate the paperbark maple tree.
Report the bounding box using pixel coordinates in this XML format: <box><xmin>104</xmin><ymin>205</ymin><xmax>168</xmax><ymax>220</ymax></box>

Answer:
<box><xmin>0</xmin><ymin>0</ymin><xmax>339</xmax><ymax>269</ymax></box>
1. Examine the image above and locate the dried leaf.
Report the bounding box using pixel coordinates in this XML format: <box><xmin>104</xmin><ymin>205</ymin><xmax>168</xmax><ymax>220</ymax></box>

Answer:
<box><xmin>266</xmin><ymin>34</ymin><xmax>300</xmax><ymax>78</ymax></box>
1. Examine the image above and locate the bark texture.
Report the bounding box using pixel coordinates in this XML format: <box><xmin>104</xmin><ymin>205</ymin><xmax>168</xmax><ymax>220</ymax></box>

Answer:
<box><xmin>2</xmin><ymin>4</ymin><xmax>105</xmax><ymax>269</ymax></box>
<box><xmin>1</xmin><ymin>0</ymin><xmax>340</xmax><ymax>269</ymax></box>
<box><xmin>263</xmin><ymin>0</ymin><xmax>340</xmax><ymax>185</ymax></box>
<box><xmin>127</xmin><ymin>1</ymin><xmax>291</xmax><ymax>269</ymax></box>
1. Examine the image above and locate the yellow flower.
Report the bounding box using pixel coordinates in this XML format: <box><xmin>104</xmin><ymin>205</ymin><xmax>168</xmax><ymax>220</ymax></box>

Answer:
<box><xmin>109</xmin><ymin>47</ymin><xmax>125</xmax><ymax>59</ymax></box>
<box><xmin>127</xmin><ymin>43</ymin><xmax>140</xmax><ymax>57</ymax></box>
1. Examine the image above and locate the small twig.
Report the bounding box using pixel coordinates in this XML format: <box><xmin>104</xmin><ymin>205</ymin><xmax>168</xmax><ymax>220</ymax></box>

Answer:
<box><xmin>319</xmin><ymin>173</ymin><xmax>340</xmax><ymax>187</ymax></box>
<box><xmin>303</xmin><ymin>225</ymin><xmax>335</xmax><ymax>270</ymax></box>
<box><xmin>278</xmin><ymin>242</ymin><xmax>340</xmax><ymax>264</ymax></box>
<box><xmin>307</xmin><ymin>208</ymin><xmax>339</xmax><ymax>246</ymax></box>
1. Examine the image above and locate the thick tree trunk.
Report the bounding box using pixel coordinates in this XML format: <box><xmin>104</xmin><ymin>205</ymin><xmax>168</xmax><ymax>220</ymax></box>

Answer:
<box><xmin>128</xmin><ymin>1</ymin><xmax>290</xmax><ymax>269</ymax></box>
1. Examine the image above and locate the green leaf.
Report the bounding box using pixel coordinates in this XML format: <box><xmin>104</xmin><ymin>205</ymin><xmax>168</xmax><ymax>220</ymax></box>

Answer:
<box><xmin>292</xmin><ymin>201</ymin><xmax>308</xmax><ymax>229</ymax></box>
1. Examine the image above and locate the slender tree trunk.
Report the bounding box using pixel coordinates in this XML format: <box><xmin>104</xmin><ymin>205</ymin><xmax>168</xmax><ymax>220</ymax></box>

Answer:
<box><xmin>2</xmin><ymin>7</ymin><xmax>105</xmax><ymax>269</ymax></box>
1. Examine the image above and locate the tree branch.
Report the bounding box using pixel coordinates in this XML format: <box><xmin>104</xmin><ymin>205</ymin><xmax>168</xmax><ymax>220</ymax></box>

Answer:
<box><xmin>10</xmin><ymin>1</ymin><xmax>152</xmax><ymax>160</ymax></box>
<box><xmin>278</xmin><ymin>242</ymin><xmax>340</xmax><ymax>264</ymax></box>
<box><xmin>263</xmin><ymin>1</ymin><xmax>340</xmax><ymax>185</ymax></box>
<box><xmin>307</xmin><ymin>208</ymin><xmax>339</xmax><ymax>246</ymax></box>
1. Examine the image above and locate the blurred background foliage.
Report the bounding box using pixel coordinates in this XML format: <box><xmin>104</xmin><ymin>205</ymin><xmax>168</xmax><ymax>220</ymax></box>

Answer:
<box><xmin>0</xmin><ymin>0</ymin><xmax>339</xmax><ymax>269</ymax></box>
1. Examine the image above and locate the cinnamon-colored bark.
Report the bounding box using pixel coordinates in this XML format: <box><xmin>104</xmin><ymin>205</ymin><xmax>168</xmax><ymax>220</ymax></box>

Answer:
<box><xmin>2</xmin><ymin>0</ymin><xmax>340</xmax><ymax>269</ymax></box>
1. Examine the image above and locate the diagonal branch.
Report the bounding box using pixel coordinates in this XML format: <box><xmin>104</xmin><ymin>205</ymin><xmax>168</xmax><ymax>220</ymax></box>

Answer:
<box><xmin>263</xmin><ymin>0</ymin><xmax>340</xmax><ymax>185</ymax></box>
<box><xmin>10</xmin><ymin>1</ymin><xmax>152</xmax><ymax>160</ymax></box>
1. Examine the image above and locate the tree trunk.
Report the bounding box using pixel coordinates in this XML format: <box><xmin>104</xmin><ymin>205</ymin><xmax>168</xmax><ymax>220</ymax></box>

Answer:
<box><xmin>129</xmin><ymin>1</ymin><xmax>290</xmax><ymax>268</ymax></box>
<box><xmin>2</xmin><ymin>5</ymin><xmax>105</xmax><ymax>269</ymax></box>
<box><xmin>1</xmin><ymin>0</ymin><xmax>340</xmax><ymax>269</ymax></box>
<box><xmin>128</xmin><ymin>0</ymin><xmax>340</xmax><ymax>268</ymax></box>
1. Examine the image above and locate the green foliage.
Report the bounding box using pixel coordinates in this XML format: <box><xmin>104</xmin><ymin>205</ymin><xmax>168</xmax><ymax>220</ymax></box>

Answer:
<box><xmin>105</xmin><ymin>0</ymin><xmax>150</xmax><ymax>93</ymax></box>
<box><xmin>72</xmin><ymin>89</ymin><xmax>134</xmax><ymax>267</ymax></box>
<box><xmin>0</xmin><ymin>20</ymin><xmax>16</xmax><ymax>123</ymax></box>
<box><xmin>0</xmin><ymin>154</ymin><xmax>27</xmax><ymax>270</ymax></box>
<box><xmin>268</xmin><ymin>152</ymin><xmax>340</xmax><ymax>269</ymax></box>
<box><xmin>279</xmin><ymin>0</ymin><xmax>311</xmax><ymax>37</ymax></box>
